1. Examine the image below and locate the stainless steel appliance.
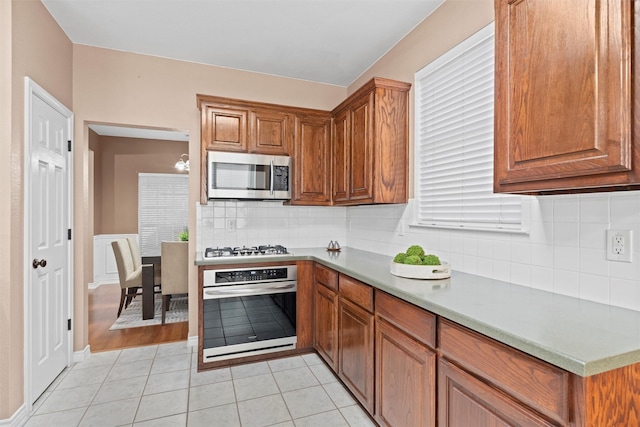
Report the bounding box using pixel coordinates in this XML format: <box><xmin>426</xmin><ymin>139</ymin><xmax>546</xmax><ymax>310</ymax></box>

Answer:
<box><xmin>207</xmin><ymin>151</ymin><xmax>291</xmax><ymax>200</ymax></box>
<box><xmin>202</xmin><ymin>264</ymin><xmax>297</xmax><ymax>362</ymax></box>
<box><xmin>203</xmin><ymin>244</ymin><xmax>291</xmax><ymax>259</ymax></box>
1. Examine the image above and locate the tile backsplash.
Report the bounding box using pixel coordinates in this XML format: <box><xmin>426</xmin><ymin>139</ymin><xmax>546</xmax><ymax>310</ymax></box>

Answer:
<box><xmin>196</xmin><ymin>192</ymin><xmax>640</xmax><ymax>312</ymax></box>
<box><xmin>347</xmin><ymin>194</ymin><xmax>640</xmax><ymax>312</ymax></box>
<box><xmin>196</xmin><ymin>200</ymin><xmax>347</xmax><ymax>252</ymax></box>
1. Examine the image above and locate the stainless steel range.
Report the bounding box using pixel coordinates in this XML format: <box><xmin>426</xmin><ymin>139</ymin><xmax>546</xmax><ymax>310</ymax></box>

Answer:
<box><xmin>203</xmin><ymin>244</ymin><xmax>291</xmax><ymax>259</ymax></box>
<box><xmin>201</xmin><ymin>263</ymin><xmax>297</xmax><ymax>362</ymax></box>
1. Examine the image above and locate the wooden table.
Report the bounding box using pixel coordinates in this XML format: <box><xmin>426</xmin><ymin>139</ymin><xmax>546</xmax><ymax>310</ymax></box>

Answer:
<box><xmin>141</xmin><ymin>256</ymin><xmax>161</xmax><ymax>320</ymax></box>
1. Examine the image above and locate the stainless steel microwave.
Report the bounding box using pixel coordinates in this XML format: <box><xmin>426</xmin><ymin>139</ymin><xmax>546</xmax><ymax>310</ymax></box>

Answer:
<box><xmin>207</xmin><ymin>151</ymin><xmax>291</xmax><ymax>200</ymax></box>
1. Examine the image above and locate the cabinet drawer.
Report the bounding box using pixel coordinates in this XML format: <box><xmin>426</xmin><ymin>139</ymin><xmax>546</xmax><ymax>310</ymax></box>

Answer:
<box><xmin>315</xmin><ymin>263</ymin><xmax>338</xmax><ymax>291</ymax></box>
<box><xmin>339</xmin><ymin>275</ymin><xmax>373</xmax><ymax>312</ymax></box>
<box><xmin>375</xmin><ymin>290</ymin><xmax>435</xmax><ymax>348</ymax></box>
<box><xmin>439</xmin><ymin>319</ymin><xmax>569</xmax><ymax>425</ymax></box>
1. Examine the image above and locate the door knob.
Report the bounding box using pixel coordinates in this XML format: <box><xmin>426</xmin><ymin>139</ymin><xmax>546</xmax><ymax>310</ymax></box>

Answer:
<box><xmin>32</xmin><ymin>259</ymin><xmax>47</xmax><ymax>269</ymax></box>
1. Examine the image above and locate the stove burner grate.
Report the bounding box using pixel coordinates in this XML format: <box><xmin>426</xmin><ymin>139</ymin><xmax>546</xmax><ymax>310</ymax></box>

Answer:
<box><xmin>204</xmin><ymin>244</ymin><xmax>290</xmax><ymax>258</ymax></box>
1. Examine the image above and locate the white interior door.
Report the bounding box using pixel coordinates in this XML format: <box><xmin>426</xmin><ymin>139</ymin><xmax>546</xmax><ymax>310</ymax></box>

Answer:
<box><xmin>26</xmin><ymin>79</ymin><xmax>72</xmax><ymax>402</ymax></box>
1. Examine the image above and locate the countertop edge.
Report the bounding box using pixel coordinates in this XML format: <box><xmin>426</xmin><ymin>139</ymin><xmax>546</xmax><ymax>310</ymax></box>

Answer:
<box><xmin>195</xmin><ymin>249</ymin><xmax>640</xmax><ymax>377</ymax></box>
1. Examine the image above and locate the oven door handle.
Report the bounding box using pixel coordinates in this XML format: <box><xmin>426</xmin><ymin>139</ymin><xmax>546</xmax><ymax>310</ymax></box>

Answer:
<box><xmin>204</xmin><ymin>282</ymin><xmax>296</xmax><ymax>299</ymax></box>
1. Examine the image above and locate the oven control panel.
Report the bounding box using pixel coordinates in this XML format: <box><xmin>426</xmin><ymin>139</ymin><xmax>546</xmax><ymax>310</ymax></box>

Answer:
<box><xmin>204</xmin><ymin>265</ymin><xmax>297</xmax><ymax>286</ymax></box>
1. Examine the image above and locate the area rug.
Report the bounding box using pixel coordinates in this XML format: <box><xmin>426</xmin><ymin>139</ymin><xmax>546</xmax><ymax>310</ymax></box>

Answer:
<box><xmin>109</xmin><ymin>295</ymin><xmax>188</xmax><ymax>330</ymax></box>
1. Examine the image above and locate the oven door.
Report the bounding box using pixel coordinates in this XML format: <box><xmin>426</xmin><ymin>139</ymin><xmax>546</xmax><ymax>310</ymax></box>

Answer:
<box><xmin>202</xmin><ymin>281</ymin><xmax>297</xmax><ymax>361</ymax></box>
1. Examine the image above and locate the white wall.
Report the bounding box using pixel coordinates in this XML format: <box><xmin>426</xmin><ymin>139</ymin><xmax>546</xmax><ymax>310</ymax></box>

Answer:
<box><xmin>347</xmin><ymin>193</ymin><xmax>640</xmax><ymax>312</ymax></box>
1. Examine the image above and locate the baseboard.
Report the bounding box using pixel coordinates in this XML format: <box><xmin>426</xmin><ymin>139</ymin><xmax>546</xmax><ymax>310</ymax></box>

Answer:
<box><xmin>0</xmin><ymin>404</ymin><xmax>27</xmax><ymax>427</ymax></box>
<box><xmin>74</xmin><ymin>345</ymin><xmax>90</xmax><ymax>363</ymax></box>
<box><xmin>187</xmin><ymin>335</ymin><xmax>198</xmax><ymax>348</ymax></box>
<box><xmin>88</xmin><ymin>280</ymin><xmax>117</xmax><ymax>289</ymax></box>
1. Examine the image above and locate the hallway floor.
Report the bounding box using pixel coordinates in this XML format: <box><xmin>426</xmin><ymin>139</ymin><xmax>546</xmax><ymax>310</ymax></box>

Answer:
<box><xmin>24</xmin><ymin>342</ymin><xmax>376</xmax><ymax>427</ymax></box>
<box><xmin>89</xmin><ymin>283</ymin><xmax>189</xmax><ymax>352</ymax></box>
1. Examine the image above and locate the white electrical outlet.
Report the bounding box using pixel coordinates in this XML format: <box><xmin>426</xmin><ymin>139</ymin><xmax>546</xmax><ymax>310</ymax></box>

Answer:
<box><xmin>226</xmin><ymin>219</ymin><xmax>236</xmax><ymax>232</ymax></box>
<box><xmin>607</xmin><ymin>229</ymin><xmax>632</xmax><ymax>262</ymax></box>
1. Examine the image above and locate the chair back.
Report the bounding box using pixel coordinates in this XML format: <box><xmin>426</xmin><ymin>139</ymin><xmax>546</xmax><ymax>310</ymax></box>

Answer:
<box><xmin>127</xmin><ymin>235</ymin><xmax>162</xmax><ymax>285</ymax></box>
<box><xmin>111</xmin><ymin>239</ymin><xmax>137</xmax><ymax>290</ymax></box>
<box><xmin>127</xmin><ymin>236</ymin><xmax>142</xmax><ymax>270</ymax></box>
<box><xmin>160</xmin><ymin>241</ymin><xmax>189</xmax><ymax>295</ymax></box>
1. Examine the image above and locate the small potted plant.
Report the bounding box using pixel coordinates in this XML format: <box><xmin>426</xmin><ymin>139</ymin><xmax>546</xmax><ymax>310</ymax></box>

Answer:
<box><xmin>390</xmin><ymin>244</ymin><xmax>450</xmax><ymax>279</ymax></box>
<box><xmin>178</xmin><ymin>227</ymin><xmax>189</xmax><ymax>242</ymax></box>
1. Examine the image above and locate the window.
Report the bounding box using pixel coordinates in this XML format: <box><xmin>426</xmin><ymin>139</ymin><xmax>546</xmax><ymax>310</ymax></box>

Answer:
<box><xmin>138</xmin><ymin>173</ymin><xmax>189</xmax><ymax>256</ymax></box>
<box><xmin>415</xmin><ymin>22</ymin><xmax>522</xmax><ymax>231</ymax></box>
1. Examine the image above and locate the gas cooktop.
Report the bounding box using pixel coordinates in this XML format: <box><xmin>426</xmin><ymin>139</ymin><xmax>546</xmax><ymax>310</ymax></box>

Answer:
<box><xmin>203</xmin><ymin>244</ymin><xmax>291</xmax><ymax>259</ymax></box>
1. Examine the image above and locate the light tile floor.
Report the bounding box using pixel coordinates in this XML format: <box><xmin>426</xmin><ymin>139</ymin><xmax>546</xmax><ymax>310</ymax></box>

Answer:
<box><xmin>24</xmin><ymin>342</ymin><xmax>377</xmax><ymax>427</ymax></box>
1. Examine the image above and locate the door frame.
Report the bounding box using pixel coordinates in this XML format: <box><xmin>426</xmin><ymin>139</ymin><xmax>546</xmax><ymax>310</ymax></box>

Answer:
<box><xmin>23</xmin><ymin>77</ymin><xmax>74</xmax><ymax>410</ymax></box>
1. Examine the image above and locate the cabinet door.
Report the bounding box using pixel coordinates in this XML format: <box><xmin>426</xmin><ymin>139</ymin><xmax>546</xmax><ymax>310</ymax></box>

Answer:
<box><xmin>314</xmin><ymin>282</ymin><xmax>338</xmax><ymax>370</ymax></box>
<box><xmin>494</xmin><ymin>0</ymin><xmax>633</xmax><ymax>193</ymax></box>
<box><xmin>339</xmin><ymin>297</ymin><xmax>374</xmax><ymax>412</ymax></box>
<box><xmin>375</xmin><ymin>319</ymin><xmax>436</xmax><ymax>427</ymax></box>
<box><xmin>348</xmin><ymin>92</ymin><xmax>374</xmax><ymax>202</ymax></box>
<box><xmin>292</xmin><ymin>114</ymin><xmax>331</xmax><ymax>205</ymax></box>
<box><xmin>438</xmin><ymin>358</ymin><xmax>557</xmax><ymax>427</ymax></box>
<box><xmin>331</xmin><ymin>108</ymin><xmax>349</xmax><ymax>203</ymax></box>
<box><xmin>201</xmin><ymin>105</ymin><xmax>248</xmax><ymax>152</ymax></box>
<box><xmin>249</xmin><ymin>110</ymin><xmax>292</xmax><ymax>155</ymax></box>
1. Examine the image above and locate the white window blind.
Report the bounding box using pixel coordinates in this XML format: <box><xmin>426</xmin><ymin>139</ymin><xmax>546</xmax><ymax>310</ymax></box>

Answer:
<box><xmin>138</xmin><ymin>173</ymin><xmax>189</xmax><ymax>256</ymax></box>
<box><xmin>415</xmin><ymin>22</ymin><xmax>521</xmax><ymax>231</ymax></box>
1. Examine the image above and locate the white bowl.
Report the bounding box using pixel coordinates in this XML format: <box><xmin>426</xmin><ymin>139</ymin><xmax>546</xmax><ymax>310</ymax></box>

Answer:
<box><xmin>390</xmin><ymin>261</ymin><xmax>451</xmax><ymax>280</ymax></box>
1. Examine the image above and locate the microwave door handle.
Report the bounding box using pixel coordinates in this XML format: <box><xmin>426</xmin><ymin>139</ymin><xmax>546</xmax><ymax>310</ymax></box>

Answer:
<box><xmin>270</xmin><ymin>160</ymin><xmax>274</xmax><ymax>196</ymax></box>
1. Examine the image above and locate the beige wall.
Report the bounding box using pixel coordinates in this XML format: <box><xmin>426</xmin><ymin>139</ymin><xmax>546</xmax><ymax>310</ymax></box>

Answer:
<box><xmin>72</xmin><ymin>45</ymin><xmax>347</xmax><ymax>345</ymax></box>
<box><xmin>2</xmin><ymin>0</ymin><xmax>73</xmax><ymax>419</ymax></box>
<box><xmin>94</xmin><ymin>135</ymin><xmax>188</xmax><ymax>234</ymax></box>
<box><xmin>88</xmin><ymin>129</ymin><xmax>102</xmax><ymax>235</ymax></box>
<box><xmin>0</xmin><ymin>0</ymin><xmax>13</xmax><ymax>419</ymax></box>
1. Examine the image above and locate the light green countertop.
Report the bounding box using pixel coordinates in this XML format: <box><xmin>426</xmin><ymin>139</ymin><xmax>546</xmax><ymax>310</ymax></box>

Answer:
<box><xmin>196</xmin><ymin>247</ymin><xmax>640</xmax><ymax>377</ymax></box>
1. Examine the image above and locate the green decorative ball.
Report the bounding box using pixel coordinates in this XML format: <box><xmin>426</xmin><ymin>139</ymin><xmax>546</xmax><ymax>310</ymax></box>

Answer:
<box><xmin>406</xmin><ymin>245</ymin><xmax>425</xmax><ymax>257</ymax></box>
<box><xmin>404</xmin><ymin>255</ymin><xmax>423</xmax><ymax>265</ymax></box>
<box><xmin>422</xmin><ymin>254</ymin><xmax>441</xmax><ymax>265</ymax></box>
<box><xmin>393</xmin><ymin>253</ymin><xmax>407</xmax><ymax>263</ymax></box>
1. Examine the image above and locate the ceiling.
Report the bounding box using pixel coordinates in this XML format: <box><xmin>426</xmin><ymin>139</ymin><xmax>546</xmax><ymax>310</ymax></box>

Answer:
<box><xmin>41</xmin><ymin>0</ymin><xmax>444</xmax><ymax>87</ymax></box>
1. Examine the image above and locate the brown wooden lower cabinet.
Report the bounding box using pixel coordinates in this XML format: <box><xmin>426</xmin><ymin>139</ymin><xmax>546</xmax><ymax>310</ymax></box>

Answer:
<box><xmin>313</xmin><ymin>281</ymin><xmax>338</xmax><ymax>370</ymax></box>
<box><xmin>309</xmin><ymin>263</ymin><xmax>640</xmax><ymax>426</ymax></box>
<box><xmin>439</xmin><ymin>319</ymin><xmax>569</xmax><ymax>425</ymax></box>
<box><xmin>338</xmin><ymin>296</ymin><xmax>375</xmax><ymax>413</ymax></box>
<box><xmin>438</xmin><ymin>358</ymin><xmax>557</xmax><ymax>427</ymax></box>
<box><xmin>375</xmin><ymin>318</ymin><xmax>436</xmax><ymax>427</ymax></box>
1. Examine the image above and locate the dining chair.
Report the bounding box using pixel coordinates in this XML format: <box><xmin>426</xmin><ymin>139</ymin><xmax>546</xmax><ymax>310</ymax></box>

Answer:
<box><xmin>160</xmin><ymin>241</ymin><xmax>189</xmax><ymax>324</ymax></box>
<box><xmin>127</xmin><ymin>236</ymin><xmax>161</xmax><ymax>287</ymax></box>
<box><xmin>111</xmin><ymin>239</ymin><xmax>142</xmax><ymax>317</ymax></box>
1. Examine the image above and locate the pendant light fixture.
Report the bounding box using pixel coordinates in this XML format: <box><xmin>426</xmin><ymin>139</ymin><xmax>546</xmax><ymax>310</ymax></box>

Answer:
<box><xmin>175</xmin><ymin>153</ymin><xmax>189</xmax><ymax>171</ymax></box>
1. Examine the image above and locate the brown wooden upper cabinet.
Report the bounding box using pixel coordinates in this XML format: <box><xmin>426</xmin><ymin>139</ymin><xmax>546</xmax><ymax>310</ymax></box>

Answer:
<box><xmin>200</xmin><ymin>103</ymin><xmax>248</xmax><ymax>152</ymax></box>
<box><xmin>291</xmin><ymin>112</ymin><xmax>332</xmax><ymax>205</ymax></box>
<box><xmin>331</xmin><ymin>78</ymin><xmax>411</xmax><ymax>204</ymax></box>
<box><xmin>494</xmin><ymin>0</ymin><xmax>639</xmax><ymax>194</ymax></box>
<box><xmin>198</xmin><ymin>96</ymin><xmax>292</xmax><ymax>155</ymax></box>
<box><xmin>197</xmin><ymin>77</ymin><xmax>410</xmax><ymax>205</ymax></box>
<box><xmin>249</xmin><ymin>109</ymin><xmax>294</xmax><ymax>155</ymax></box>
<box><xmin>197</xmin><ymin>94</ymin><xmax>324</xmax><ymax>204</ymax></box>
